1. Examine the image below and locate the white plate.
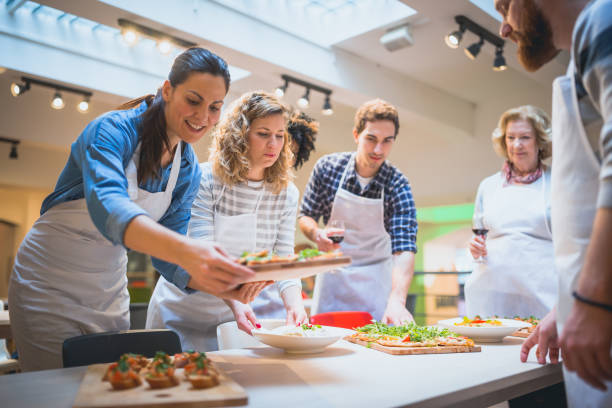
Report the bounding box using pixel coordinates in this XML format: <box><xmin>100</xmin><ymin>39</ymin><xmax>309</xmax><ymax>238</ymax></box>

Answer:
<box><xmin>437</xmin><ymin>318</ymin><xmax>531</xmax><ymax>343</ymax></box>
<box><xmin>251</xmin><ymin>320</ymin><xmax>349</xmax><ymax>353</ymax></box>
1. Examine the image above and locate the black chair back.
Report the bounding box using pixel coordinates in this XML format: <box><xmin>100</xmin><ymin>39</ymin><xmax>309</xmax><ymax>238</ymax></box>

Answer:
<box><xmin>62</xmin><ymin>329</ymin><xmax>182</xmax><ymax>368</ymax></box>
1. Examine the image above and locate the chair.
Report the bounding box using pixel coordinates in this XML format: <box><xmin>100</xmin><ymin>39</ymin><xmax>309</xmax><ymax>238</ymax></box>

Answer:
<box><xmin>310</xmin><ymin>311</ymin><xmax>373</xmax><ymax>329</ymax></box>
<box><xmin>216</xmin><ymin>319</ymin><xmax>285</xmax><ymax>350</ymax></box>
<box><xmin>62</xmin><ymin>329</ymin><xmax>181</xmax><ymax>368</ymax></box>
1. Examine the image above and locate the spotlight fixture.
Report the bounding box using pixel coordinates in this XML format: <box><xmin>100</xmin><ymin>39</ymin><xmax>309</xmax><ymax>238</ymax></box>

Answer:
<box><xmin>297</xmin><ymin>88</ymin><xmax>310</xmax><ymax>109</ymax></box>
<box><xmin>493</xmin><ymin>47</ymin><xmax>507</xmax><ymax>71</ymax></box>
<box><xmin>274</xmin><ymin>78</ymin><xmax>289</xmax><ymax>98</ymax></box>
<box><xmin>445</xmin><ymin>25</ymin><xmax>465</xmax><ymax>49</ymax></box>
<box><xmin>157</xmin><ymin>39</ymin><xmax>173</xmax><ymax>55</ymax></box>
<box><xmin>464</xmin><ymin>37</ymin><xmax>484</xmax><ymax>60</ymax></box>
<box><xmin>10</xmin><ymin>143</ymin><xmax>17</xmax><ymax>159</ymax></box>
<box><xmin>77</xmin><ymin>97</ymin><xmax>90</xmax><ymax>113</ymax></box>
<box><xmin>10</xmin><ymin>80</ymin><xmax>30</xmax><ymax>97</ymax></box>
<box><xmin>118</xmin><ymin>19</ymin><xmax>196</xmax><ymax>55</ymax></box>
<box><xmin>0</xmin><ymin>137</ymin><xmax>20</xmax><ymax>160</ymax></box>
<box><xmin>9</xmin><ymin>76</ymin><xmax>93</xmax><ymax>112</ymax></box>
<box><xmin>51</xmin><ymin>91</ymin><xmax>65</xmax><ymax>110</ymax></box>
<box><xmin>446</xmin><ymin>15</ymin><xmax>507</xmax><ymax>72</ymax></box>
<box><xmin>121</xmin><ymin>27</ymin><xmax>139</xmax><ymax>46</ymax></box>
<box><xmin>277</xmin><ymin>74</ymin><xmax>333</xmax><ymax>115</ymax></box>
<box><xmin>322</xmin><ymin>95</ymin><xmax>333</xmax><ymax>116</ymax></box>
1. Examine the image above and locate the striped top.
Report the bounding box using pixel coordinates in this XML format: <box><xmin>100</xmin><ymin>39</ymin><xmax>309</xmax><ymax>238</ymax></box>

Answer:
<box><xmin>189</xmin><ymin>162</ymin><xmax>300</xmax><ymax>293</ymax></box>
<box><xmin>572</xmin><ymin>0</ymin><xmax>612</xmax><ymax>208</ymax></box>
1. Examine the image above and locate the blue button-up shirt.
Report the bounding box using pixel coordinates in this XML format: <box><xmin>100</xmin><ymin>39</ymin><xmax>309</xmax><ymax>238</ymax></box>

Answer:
<box><xmin>299</xmin><ymin>152</ymin><xmax>418</xmax><ymax>254</ymax></box>
<box><xmin>40</xmin><ymin>101</ymin><xmax>201</xmax><ymax>291</ymax></box>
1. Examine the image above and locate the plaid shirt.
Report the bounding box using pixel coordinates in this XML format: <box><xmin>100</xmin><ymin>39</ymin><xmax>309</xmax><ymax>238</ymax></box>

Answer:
<box><xmin>299</xmin><ymin>152</ymin><xmax>417</xmax><ymax>254</ymax></box>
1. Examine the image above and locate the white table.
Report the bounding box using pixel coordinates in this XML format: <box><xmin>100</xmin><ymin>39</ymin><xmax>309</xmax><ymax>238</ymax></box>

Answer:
<box><xmin>0</xmin><ymin>337</ymin><xmax>562</xmax><ymax>408</ymax></box>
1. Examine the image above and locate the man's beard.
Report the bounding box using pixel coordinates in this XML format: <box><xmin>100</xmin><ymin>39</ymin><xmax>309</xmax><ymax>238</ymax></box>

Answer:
<box><xmin>514</xmin><ymin>0</ymin><xmax>559</xmax><ymax>72</ymax></box>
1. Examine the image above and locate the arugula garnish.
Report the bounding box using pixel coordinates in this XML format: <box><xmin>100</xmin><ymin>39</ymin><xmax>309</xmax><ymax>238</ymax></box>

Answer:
<box><xmin>355</xmin><ymin>321</ymin><xmax>457</xmax><ymax>342</ymax></box>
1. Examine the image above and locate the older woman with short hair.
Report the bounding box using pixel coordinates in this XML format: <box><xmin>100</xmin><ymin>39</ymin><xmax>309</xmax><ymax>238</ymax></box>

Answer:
<box><xmin>466</xmin><ymin>105</ymin><xmax>557</xmax><ymax>319</ymax></box>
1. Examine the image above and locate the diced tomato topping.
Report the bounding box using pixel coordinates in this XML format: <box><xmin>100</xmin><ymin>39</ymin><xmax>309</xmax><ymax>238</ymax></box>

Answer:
<box><xmin>402</xmin><ymin>335</ymin><xmax>411</xmax><ymax>342</ymax></box>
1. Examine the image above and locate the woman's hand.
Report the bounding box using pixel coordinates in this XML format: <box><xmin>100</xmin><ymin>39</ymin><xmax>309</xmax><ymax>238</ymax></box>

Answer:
<box><xmin>226</xmin><ymin>300</ymin><xmax>260</xmax><ymax>336</ymax></box>
<box><xmin>181</xmin><ymin>240</ymin><xmax>256</xmax><ymax>295</ymax></box>
<box><xmin>280</xmin><ymin>285</ymin><xmax>309</xmax><ymax>326</ymax></box>
<box><xmin>469</xmin><ymin>235</ymin><xmax>487</xmax><ymax>259</ymax></box>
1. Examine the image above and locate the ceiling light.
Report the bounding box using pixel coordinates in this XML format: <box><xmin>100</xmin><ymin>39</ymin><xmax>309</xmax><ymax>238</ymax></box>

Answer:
<box><xmin>0</xmin><ymin>137</ymin><xmax>20</xmax><ymax>160</ymax></box>
<box><xmin>121</xmin><ymin>28</ymin><xmax>139</xmax><ymax>46</ymax></box>
<box><xmin>445</xmin><ymin>26</ymin><xmax>465</xmax><ymax>49</ymax></box>
<box><xmin>77</xmin><ymin>97</ymin><xmax>90</xmax><ymax>113</ymax></box>
<box><xmin>51</xmin><ymin>91</ymin><xmax>65</xmax><ymax>110</ymax></box>
<box><xmin>493</xmin><ymin>47</ymin><xmax>507</xmax><ymax>71</ymax></box>
<box><xmin>297</xmin><ymin>88</ymin><xmax>310</xmax><ymax>109</ymax></box>
<box><xmin>10</xmin><ymin>81</ymin><xmax>30</xmax><ymax>97</ymax></box>
<box><xmin>9</xmin><ymin>143</ymin><xmax>18</xmax><ymax>160</ymax></box>
<box><xmin>274</xmin><ymin>79</ymin><xmax>288</xmax><ymax>98</ymax></box>
<box><xmin>157</xmin><ymin>39</ymin><xmax>173</xmax><ymax>55</ymax></box>
<box><xmin>322</xmin><ymin>95</ymin><xmax>333</xmax><ymax>116</ymax></box>
<box><xmin>118</xmin><ymin>19</ymin><xmax>196</xmax><ymax>52</ymax></box>
<box><xmin>464</xmin><ymin>37</ymin><xmax>484</xmax><ymax>60</ymax></box>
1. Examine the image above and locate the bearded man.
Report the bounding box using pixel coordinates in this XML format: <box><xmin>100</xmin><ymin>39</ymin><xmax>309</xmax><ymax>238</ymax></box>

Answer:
<box><xmin>494</xmin><ymin>0</ymin><xmax>612</xmax><ymax>406</ymax></box>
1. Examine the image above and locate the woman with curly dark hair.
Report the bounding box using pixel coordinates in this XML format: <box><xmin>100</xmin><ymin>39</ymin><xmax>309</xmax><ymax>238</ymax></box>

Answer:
<box><xmin>287</xmin><ymin>110</ymin><xmax>318</xmax><ymax>170</ymax></box>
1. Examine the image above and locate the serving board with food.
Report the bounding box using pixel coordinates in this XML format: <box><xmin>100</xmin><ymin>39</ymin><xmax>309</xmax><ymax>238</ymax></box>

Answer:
<box><xmin>72</xmin><ymin>351</ymin><xmax>247</xmax><ymax>408</ymax></box>
<box><xmin>344</xmin><ymin>322</ymin><xmax>481</xmax><ymax>355</ymax></box>
<box><xmin>238</xmin><ymin>249</ymin><xmax>351</xmax><ymax>283</ymax></box>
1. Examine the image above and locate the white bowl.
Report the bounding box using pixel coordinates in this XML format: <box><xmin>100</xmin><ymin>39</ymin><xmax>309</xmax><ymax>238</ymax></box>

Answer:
<box><xmin>437</xmin><ymin>318</ymin><xmax>531</xmax><ymax>343</ymax></box>
<box><xmin>251</xmin><ymin>320</ymin><xmax>348</xmax><ymax>354</ymax></box>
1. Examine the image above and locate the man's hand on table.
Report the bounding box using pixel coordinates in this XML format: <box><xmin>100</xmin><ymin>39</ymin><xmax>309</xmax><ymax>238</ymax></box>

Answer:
<box><xmin>559</xmin><ymin>302</ymin><xmax>612</xmax><ymax>391</ymax></box>
<box><xmin>382</xmin><ymin>298</ymin><xmax>414</xmax><ymax>325</ymax></box>
<box><xmin>520</xmin><ymin>307</ymin><xmax>559</xmax><ymax>364</ymax></box>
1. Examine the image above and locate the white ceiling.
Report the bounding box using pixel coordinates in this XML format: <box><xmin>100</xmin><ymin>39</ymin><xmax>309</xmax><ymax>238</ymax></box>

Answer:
<box><xmin>0</xmin><ymin>0</ymin><xmax>567</xmax><ymax>206</ymax></box>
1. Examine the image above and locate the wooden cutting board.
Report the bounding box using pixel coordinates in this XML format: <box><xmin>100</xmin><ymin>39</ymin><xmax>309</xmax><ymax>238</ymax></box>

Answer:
<box><xmin>72</xmin><ymin>363</ymin><xmax>247</xmax><ymax>408</ymax></box>
<box><xmin>344</xmin><ymin>336</ymin><xmax>481</xmax><ymax>355</ymax></box>
<box><xmin>243</xmin><ymin>256</ymin><xmax>351</xmax><ymax>283</ymax></box>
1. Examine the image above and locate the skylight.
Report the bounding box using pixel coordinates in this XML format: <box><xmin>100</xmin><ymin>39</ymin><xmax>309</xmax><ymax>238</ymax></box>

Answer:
<box><xmin>210</xmin><ymin>0</ymin><xmax>417</xmax><ymax>47</ymax></box>
<box><xmin>470</xmin><ymin>0</ymin><xmax>502</xmax><ymax>22</ymax></box>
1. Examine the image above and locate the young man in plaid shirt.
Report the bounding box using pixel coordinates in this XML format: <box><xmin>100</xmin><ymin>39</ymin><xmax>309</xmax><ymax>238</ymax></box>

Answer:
<box><xmin>298</xmin><ymin>99</ymin><xmax>417</xmax><ymax>324</ymax></box>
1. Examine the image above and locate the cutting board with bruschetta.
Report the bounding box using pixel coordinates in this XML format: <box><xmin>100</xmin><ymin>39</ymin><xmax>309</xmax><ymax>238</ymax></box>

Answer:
<box><xmin>72</xmin><ymin>363</ymin><xmax>247</xmax><ymax>408</ymax></box>
<box><xmin>344</xmin><ymin>336</ymin><xmax>481</xmax><ymax>355</ymax></box>
<box><xmin>243</xmin><ymin>256</ymin><xmax>351</xmax><ymax>283</ymax></box>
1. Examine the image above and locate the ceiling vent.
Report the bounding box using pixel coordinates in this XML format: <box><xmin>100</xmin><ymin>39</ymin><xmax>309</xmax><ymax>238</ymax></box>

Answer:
<box><xmin>380</xmin><ymin>25</ymin><xmax>413</xmax><ymax>52</ymax></box>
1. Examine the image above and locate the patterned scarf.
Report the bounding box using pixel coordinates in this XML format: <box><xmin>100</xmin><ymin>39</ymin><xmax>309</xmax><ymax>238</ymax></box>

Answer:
<box><xmin>502</xmin><ymin>160</ymin><xmax>543</xmax><ymax>184</ymax></box>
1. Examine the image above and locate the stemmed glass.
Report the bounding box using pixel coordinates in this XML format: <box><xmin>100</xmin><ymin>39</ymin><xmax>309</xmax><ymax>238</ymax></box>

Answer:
<box><xmin>325</xmin><ymin>220</ymin><xmax>345</xmax><ymax>247</ymax></box>
<box><xmin>472</xmin><ymin>212</ymin><xmax>488</xmax><ymax>263</ymax></box>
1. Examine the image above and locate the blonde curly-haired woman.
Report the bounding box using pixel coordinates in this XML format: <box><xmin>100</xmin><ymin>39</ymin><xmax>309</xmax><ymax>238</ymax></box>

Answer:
<box><xmin>146</xmin><ymin>91</ymin><xmax>307</xmax><ymax>351</ymax></box>
<box><xmin>466</xmin><ymin>105</ymin><xmax>557</xmax><ymax>319</ymax></box>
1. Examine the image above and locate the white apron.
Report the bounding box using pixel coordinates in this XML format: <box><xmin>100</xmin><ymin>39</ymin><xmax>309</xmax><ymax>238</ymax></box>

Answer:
<box><xmin>146</xmin><ymin>183</ymin><xmax>285</xmax><ymax>352</ymax></box>
<box><xmin>551</xmin><ymin>67</ymin><xmax>612</xmax><ymax>406</ymax></box>
<box><xmin>465</xmin><ymin>172</ymin><xmax>557</xmax><ymax>318</ymax></box>
<box><xmin>8</xmin><ymin>142</ymin><xmax>181</xmax><ymax>371</ymax></box>
<box><xmin>311</xmin><ymin>154</ymin><xmax>393</xmax><ymax>321</ymax></box>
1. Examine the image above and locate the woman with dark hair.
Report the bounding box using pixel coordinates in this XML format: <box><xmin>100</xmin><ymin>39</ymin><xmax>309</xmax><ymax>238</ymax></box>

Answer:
<box><xmin>287</xmin><ymin>110</ymin><xmax>318</xmax><ymax>170</ymax></box>
<box><xmin>8</xmin><ymin>47</ymin><xmax>255</xmax><ymax>371</ymax></box>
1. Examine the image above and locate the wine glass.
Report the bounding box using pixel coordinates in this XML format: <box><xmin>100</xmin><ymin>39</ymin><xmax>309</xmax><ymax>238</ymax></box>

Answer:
<box><xmin>326</xmin><ymin>220</ymin><xmax>345</xmax><ymax>247</ymax></box>
<box><xmin>472</xmin><ymin>212</ymin><xmax>488</xmax><ymax>263</ymax></box>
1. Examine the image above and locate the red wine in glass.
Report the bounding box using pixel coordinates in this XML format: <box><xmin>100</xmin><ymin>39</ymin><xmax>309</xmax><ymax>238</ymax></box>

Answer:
<box><xmin>472</xmin><ymin>228</ymin><xmax>489</xmax><ymax>237</ymax></box>
<box><xmin>326</xmin><ymin>220</ymin><xmax>345</xmax><ymax>246</ymax></box>
<box><xmin>329</xmin><ymin>235</ymin><xmax>344</xmax><ymax>244</ymax></box>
